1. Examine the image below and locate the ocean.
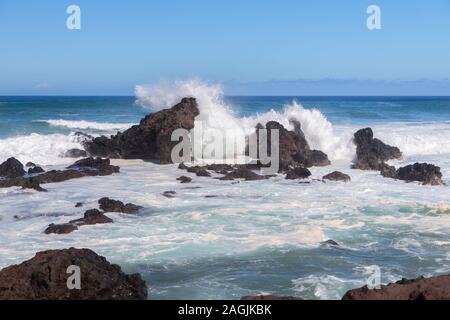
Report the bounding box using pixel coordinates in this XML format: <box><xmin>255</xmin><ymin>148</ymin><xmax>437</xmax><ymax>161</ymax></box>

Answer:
<box><xmin>1</xmin><ymin>90</ymin><xmax>450</xmax><ymax>299</ymax></box>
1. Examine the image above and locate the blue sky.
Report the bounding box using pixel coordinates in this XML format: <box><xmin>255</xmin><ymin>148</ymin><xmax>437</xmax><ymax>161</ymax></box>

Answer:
<box><xmin>0</xmin><ymin>0</ymin><xmax>449</xmax><ymax>95</ymax></box>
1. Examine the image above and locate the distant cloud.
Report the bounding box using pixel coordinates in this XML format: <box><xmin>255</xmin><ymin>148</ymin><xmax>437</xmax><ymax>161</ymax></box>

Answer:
<box><xmin>34</xmin><ymin>83</ymin><xmax>51</xmax><ymax>90</ymax></box>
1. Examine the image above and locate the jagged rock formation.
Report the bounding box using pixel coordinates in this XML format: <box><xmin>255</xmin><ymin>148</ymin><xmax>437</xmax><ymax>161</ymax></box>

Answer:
<box><xmin>84</xmin><ymin>98</ymin><xmax>200</xmax><ymax>164</ymax></box>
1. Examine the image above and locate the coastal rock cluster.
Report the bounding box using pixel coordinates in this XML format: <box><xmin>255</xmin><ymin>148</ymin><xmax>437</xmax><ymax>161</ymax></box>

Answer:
<box><xmin>352</xmin><ymin>128</ymin><xmax>444</xmax><ymax>185</ymax></box>
<box><xmin>0</xmin><ymin>248</ymin><xmax>147</xmax><ymax>300</ymax></box>
<box><xmin>0</xmin><ymin>157</ymin><xmax>120</xmax><ymax>192</ymax></box>
<box><xmin>45</xmin><ymin>198</ymin><xmax>142</xmax><ymax>235</ymax></box>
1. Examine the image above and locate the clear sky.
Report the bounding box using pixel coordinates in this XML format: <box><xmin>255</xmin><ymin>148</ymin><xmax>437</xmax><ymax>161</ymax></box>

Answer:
<box><xmin>0</xmin><ymin>0</ymin><xmax>449</xmax><ymax>95</ymax></box>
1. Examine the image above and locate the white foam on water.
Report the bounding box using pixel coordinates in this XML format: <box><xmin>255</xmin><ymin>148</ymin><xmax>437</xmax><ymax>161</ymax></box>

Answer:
<box><xmin>35</xmin><ymin>119</ymin><xmax>134</xmax><ymax>132</ymax></box>
<box><xmin>0</xmin><ymin>133</ymin><xmax>84</xmax><ymax>165</ymax></box>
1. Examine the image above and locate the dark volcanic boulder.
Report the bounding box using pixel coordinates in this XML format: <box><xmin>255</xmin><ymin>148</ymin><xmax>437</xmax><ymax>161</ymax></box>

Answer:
<box><xmin>0</xmin><ymin>157</ymin><xmax>26</xmax><ymax>178</ymax></box>
<box><xmin>45</xmin><ymin>223</ymin><xmax>79</xmax><ymax>235</ymax></box>
<box><xmin>45</xmin><ymin>209</ymin><xmax>113</xmax><ymax>235</ymax></box>
<box><xmin>98</xmin><ymin>197</ymin><xmax>142</xmax><ymax>214</ymax></box>
<box><xmin>0</xmin><ymin>248</ymin><xmax>147</xmax><ymax>300</ymax></box>
<box><xmin>342</xmin><ymin>275</ymin><xmax>450</xmax><ymax>300</ymax></box>
<box><xmin>396</xmin><ymin>163</ymin><xmax>443</xmax><ymax>186</ymax></box>
<box><xmin>285</xmin><ymin>166</ymin><xmax>311</xmax><ymax>180</ymax></box>
<box><xmin>323</xmin><ymin>171</ymin><xmax>351</xmax><ymax>182</ymax></box>
<box><xmin>28</xmin><ymin>166</ymin><xmax>45</xmax><ymax>175</ymax></box>
<box><xmin>261</xmin><ymin>121</ymin><xmax>330</xmax><ymax>171</ymax></box>
<box><xmin>84</xmin><ymin>97</ymin><xmax>200</xmax><ymax>164</ymax></box>
<box><xmin>352</xmin><ymin>128</ymin><xmax>402</xmax><ymax>170</ymax></box>
<box><xmin>177</xmin><ymin>176</ymin><xmax>192</xmax><ymax>183</ymax></box>
<box><xmin>219</xmin><ymin>168</ymin><xmax>265</xmax><ymax>181</ymax></box>
<box><xmin>64</xmin><ymin>149</ymin><xmax>88</xmax><ymax>158</ymax></box>
<box><xmin>70</xmin><ymin>209</ymin><xmax>113</xmax><ymax>226</ymax></box>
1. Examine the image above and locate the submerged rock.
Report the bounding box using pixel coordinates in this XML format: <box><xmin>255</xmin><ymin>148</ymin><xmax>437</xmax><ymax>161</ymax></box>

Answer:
<box><xmin>321</xmin><ymin>239</ymin><xmax>340</xmax><ymax>246</ymax></box>
<box><xmin>0</xmin><ymin>157</ymin><xmax>26</xmax><ymax>178</ymax></box>
<box><xmin>352</xmin><ymin>128</ymin><xmax>402</xmax><ymax>170</ymax></box>
<box><xmin>323</xmin><ymin>171</ymin><xmax>351</xmax><ymax>182</ymax></box>
<box><xmin>342</xmin><ymin>275</ymin><xmax>450</xmax><ymax>300</ymax></box>
<box><xmin>285</xmin><ymin>167</ymin><xmax>311</xmax><ymax>180</ymax></box>
<box><xmin>0</xmin><ymin>248</ymin><xmax>148</xmax><ymax>300</ymax></box>
<box><xmin>219</xmin><ymin>168</ymin><xmax>265</xmax><ymax>181</ymax></box>
<box><xmin>84</xmin><ymin>97</ymin><xmax>200</xmax><ymax>164</ymax></box>
<box><xmin>98</xmin><ymin>197</ymin><xmax>142</xmax><ymax>214</ymax></box>
<box><xmin>46</xmin><ymin>209</ymin><xmax>114</xmax><ymax>235</ymax></box>
<box><xmin>162</xmin><ymin>191</ymin><xmax>176</xmax><ymax>198</ymax></box>
<box><xmin>177</xmin><ymin>176</ymin><xmax>192</xmax><ymax>183</ymax></box>
<box><xmin>70</xmin><ymin>209</ymin><xmax>113</xmax><ymax>226</ymax></box>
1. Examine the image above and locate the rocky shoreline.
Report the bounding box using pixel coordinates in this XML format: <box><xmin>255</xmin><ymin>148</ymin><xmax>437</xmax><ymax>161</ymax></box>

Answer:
<box><xmin>0</xmin><ymin>247</ymin><xmax>448</xmax><ymax>300</ymax></box>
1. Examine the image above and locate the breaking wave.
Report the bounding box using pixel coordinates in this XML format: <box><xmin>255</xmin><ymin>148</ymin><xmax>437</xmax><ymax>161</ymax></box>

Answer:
<box><xmin>135</xmin><ymin>80</ymin><xmax>354</xmax><ymax>160</ymax></box>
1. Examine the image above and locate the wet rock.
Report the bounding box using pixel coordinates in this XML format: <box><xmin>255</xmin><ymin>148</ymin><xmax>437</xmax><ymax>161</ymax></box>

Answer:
<box><xmin>63</xmin><ymin>149</ymin><xmax>87</xmax><ymax>158</ymax></box>
<box><xmin>219</xmin><ymin>168</ymin><xmax>265</xmax><ymax>181</ymax></box>
<box><xmin>70</xmin><ymin>209</ymin><xmax>113</xmax><ymax>226</ymax></box>
<box><xmin>241</xmin><ymin>295</ymin><xmax>303</xmax><ymax>300</ymax></box>
<box><xmin>253</xmin><ymin>120</ymin><xmax>330</xmax><ymax>171</ymax></box>
<box><xmin>0</xmin><ymin>157</ymin><xmax>26</xmax><ymax>178</ymax></box>
<box><xmin>342</xmin><ymin>275</ymin><xmax>450</xmax><ymax>300</ymax></box>
<box><xmin>162</xmin><ymin>191</ymin><xmax>176</xmax><ymax>198</ymax></box>
<box><xmin>28</xmin><ymin>166</ymin><xmax>45</xmax><ymax>175</ymax></box>
<box><xmin>396</xmin><ymin>163</ymin><xmax>443</xmax><ymax>186</ymax></box>
<box><xmin>186</xmin><ymin>166</ymin><xmax>211</xmax><ymax>177</ymax></box>
<box><xmin>98</xmin><ymin>197</ymin><xmax>142</xmax><ymax>214</ymax></box>
<box><xmin>0</xmin><ymin>248</ymin><xmax>148</xmax><ymax>300</ymax></box>
<box><xmin>0</xmin><ymin>157</ymin><xmax>120</xmax><ymax>191</ymax></box>
<box><xmin>285</xmin><ymin>167</ymin><xmax>311</xmax><ymax>180</ymax></box>
<box><xmin>380</xmin><ymin>163</ymin><xmax>397</xmax><ymax>179</ymax></box>
<box><xmin>84</xmin><ymin>97</ymin><xmax>200</xmax><ymax>164</ymax></box>
<box><xmin>196</xmin><ymin>169</ymin><xmax>211</xmax><ymax>177</ymax></box>
<box><xmin>45</xmin><ymin>209</ymin><xmax>113</xmax><ymax>235</ymax></box>
<box><xmin>352</xmin><ymin>128</ymin><xmax>402</xmax><ymax>170</ymax></box>
<box><xmin>177</xmin><ymin>176</ymin><xmax>192</xmax><ymax>183</ymax></box>
<box><xmin>321</xmin><ymin>239</ymin><xmax>340</xmax><ymax>246</ymax></box>
<box><xmin>75</xmin><ymin>202</ymin><xmax>84</xmax><ymax>208</ymax></box>
<box><xmin>25</xmin><ymin>162</ymin><xmax>37</xmax><ymax>168</ymax></box>
<box><xmin>178</xmin><ymin>163</ymin><xmax>188</xmax><ymax>170</ymax></box>
<box><xmin>323</xmin><ymin>171</ymin><xmax>351</xmax><ymax>182</ymax></box>
<box><xmin>21</xmin><ymin>178</ymin><xmax>47</xmax><ymax>192</ymax></box>
<box><xmin>67</xmin><ymin>157</ymin><xmax>119</xmax><ymax>173</ymax></box>
<box><xmin>45</xmin><ymin>223</ymin><xmax>79</xmax><ymax>235</ymax></box>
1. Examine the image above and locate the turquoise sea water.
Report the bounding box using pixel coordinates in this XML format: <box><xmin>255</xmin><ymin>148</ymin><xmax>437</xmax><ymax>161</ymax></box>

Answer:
<box><xmin>0</xmin><ymin>95</ymin><xmax>449</xmax><ymax>299</ymax></box>
<box><xmin>1</xmin><ymin>96</ymin><xmax>450</xmax><ymax>138</ymax></box>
